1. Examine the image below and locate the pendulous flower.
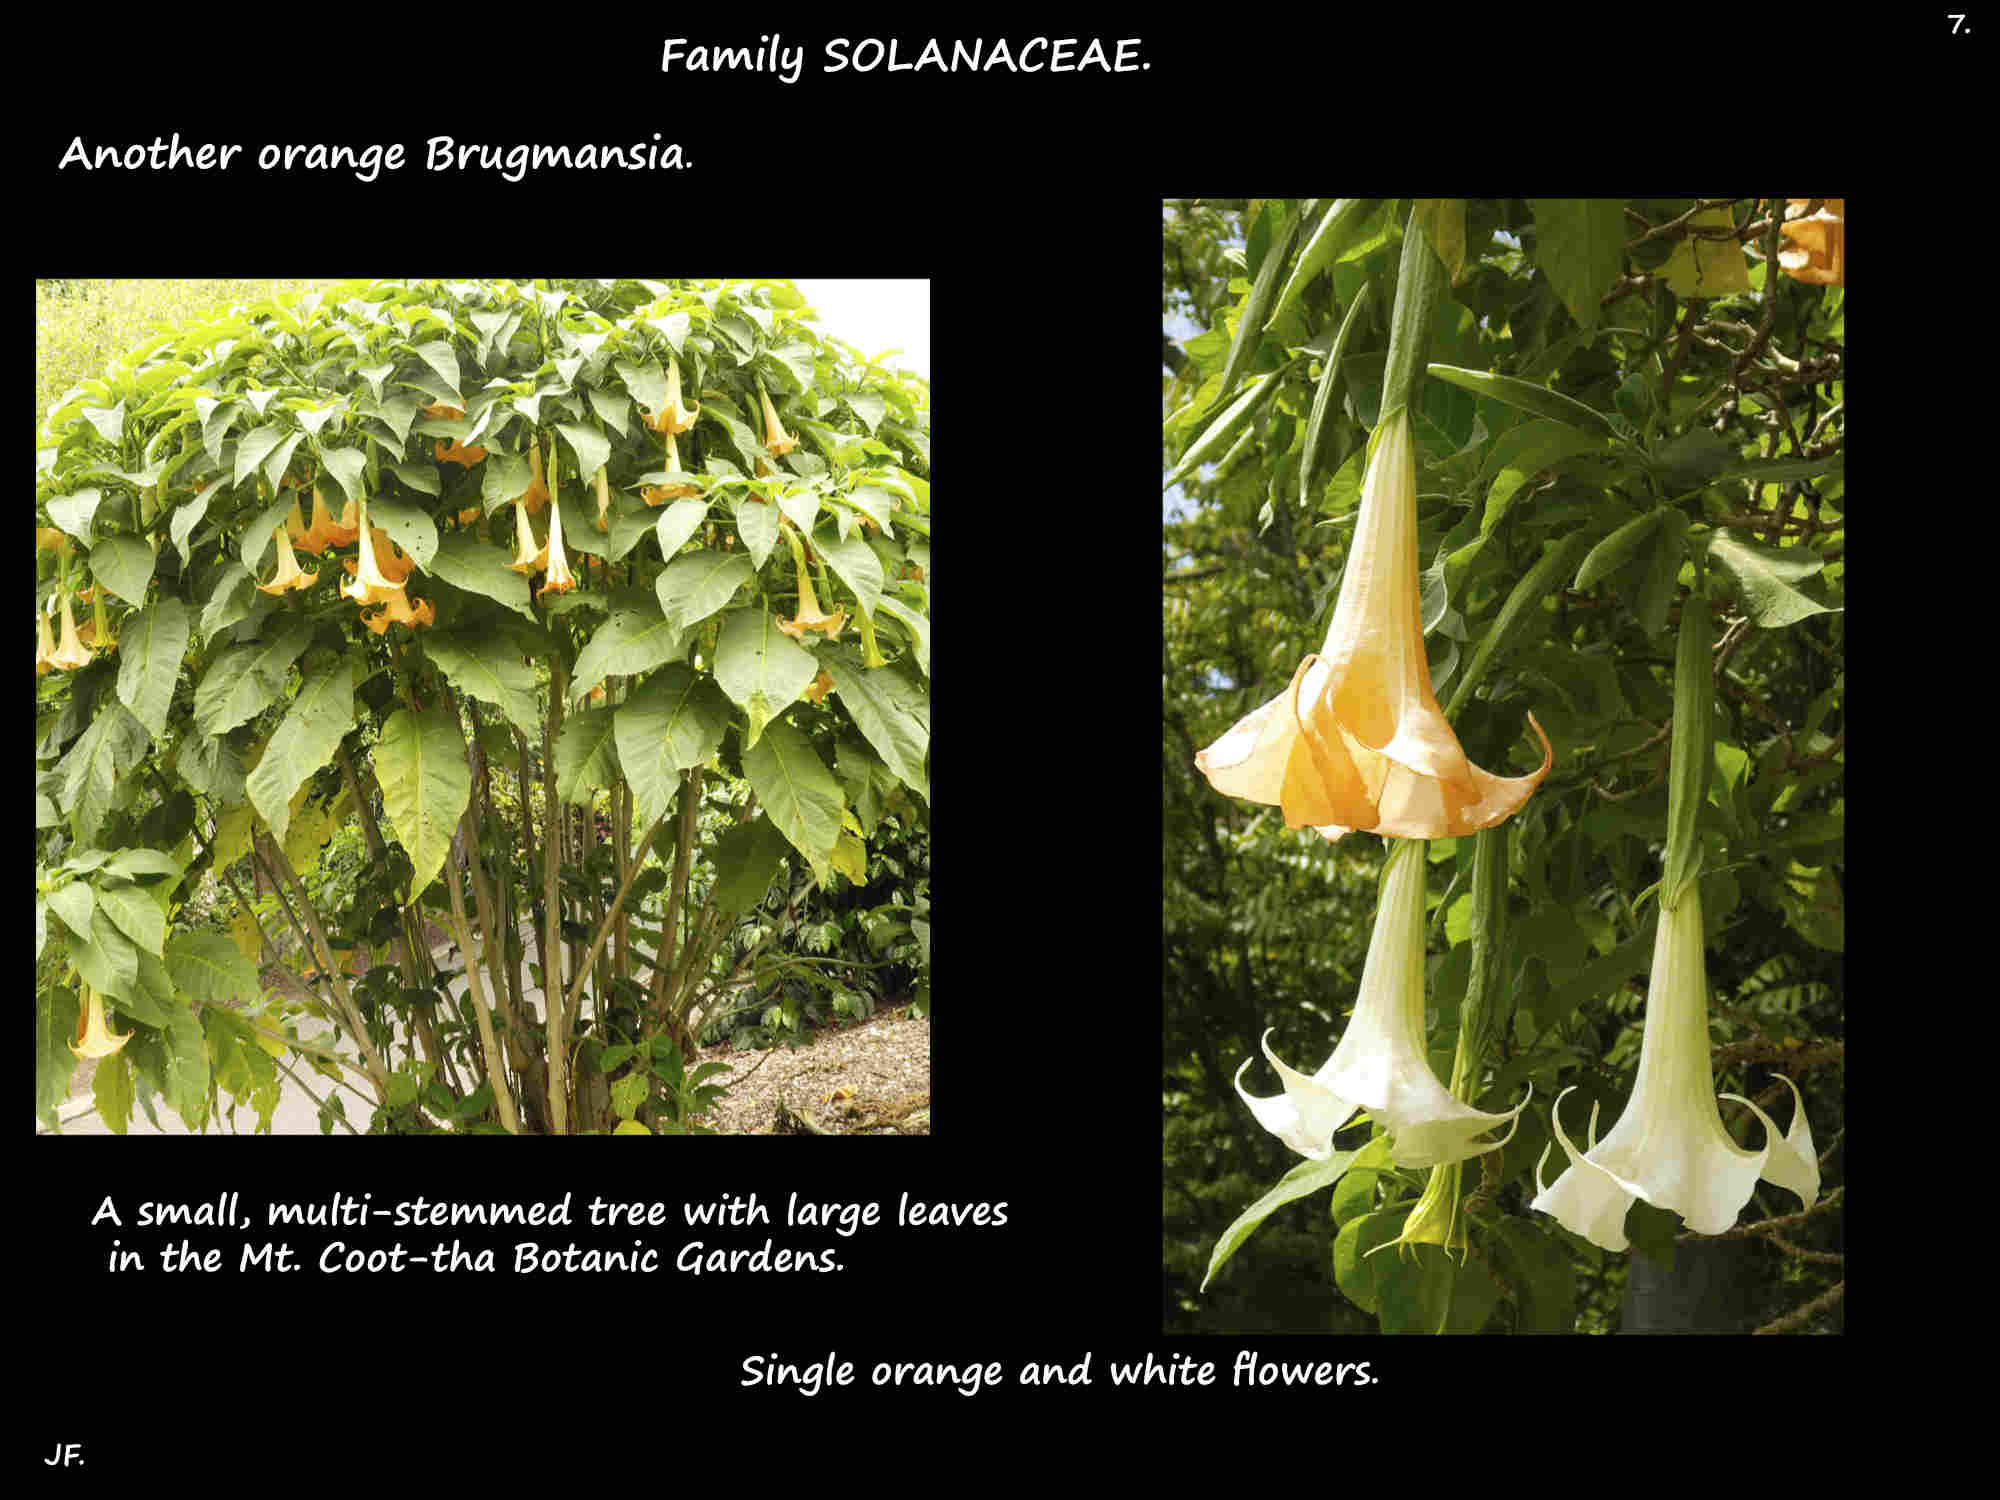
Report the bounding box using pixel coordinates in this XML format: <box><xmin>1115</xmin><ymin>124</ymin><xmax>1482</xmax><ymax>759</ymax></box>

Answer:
<box><xmin>646</xmin><ymin>361</ymin><xmax>700</xmax><ymax>435</ymax></box>
<box><xmin>1776</xmin><ymin>198</ymin><xmax>1844</xmax><ymax>287</ymax></box>
<box><xmin>538</xmin><ymin>478</ymin><xmax>576</xmax><ymax>599</ymax></box>
<box><xmin>258</xmin><ymin>526</ymin><xmax>320</xmax><ymax>595</ymax></box>
<box><xmin>296</xmin><ymin>487</ymin><xmax>361</xmax><ymax>553</ymax></box>
<box><xmin>1196</xmin><ymin>408</ymin><xmax>1551</xmax><ymax>841</ymax></box>
<box><xmin>1236</xmin><ymin>839</ymin><xmax>1528</xmax><ymax>1167</ymax></box>
<box><xmin>643</xmin><ymin>431</ymin><xmax>702</xmax><ymax>502</ymax></box>
<box><xmin>759</xmin><ymin>384</ymin><xmax>798</xmax><ymax>456</ymax></box>
<box><xmin>339</xmin><ymin>498</ymin><xmax>403</xmax><ymax>609</ymax></box>
<box><xmin>1530</xmin><ymin>881</ymin><xmax>1820</xmax><ymax>1251</ymax></box>
<box><xmin>46</xmin><ymin>590</ymin><xmax>94</xmax><ymax>671</ymax></box>
<box><xmin>71</xmin><ymin>983</ymin><xmax>131</xmax><ymax>1060</ymax></box>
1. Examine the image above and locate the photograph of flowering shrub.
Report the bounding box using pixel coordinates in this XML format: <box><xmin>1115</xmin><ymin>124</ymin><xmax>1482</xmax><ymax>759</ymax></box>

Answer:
<box><xmin>1163</xmin><ymin>201</ymin><xmax>1842</xmax><ymax>1333</ymax></box>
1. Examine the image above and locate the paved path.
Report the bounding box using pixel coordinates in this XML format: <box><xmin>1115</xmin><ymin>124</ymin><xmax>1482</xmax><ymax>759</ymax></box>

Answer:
<box><xmin>37</xmin><ymin>920</ymin><xmax>549</xmax><ymax>1136</ymax></box>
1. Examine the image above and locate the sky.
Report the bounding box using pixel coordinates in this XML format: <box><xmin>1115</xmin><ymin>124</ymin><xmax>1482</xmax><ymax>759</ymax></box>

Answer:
<box><xmin>792</xmin><ymin>279</ymin><xmax>930</xmax><ymax>380</ymax></box>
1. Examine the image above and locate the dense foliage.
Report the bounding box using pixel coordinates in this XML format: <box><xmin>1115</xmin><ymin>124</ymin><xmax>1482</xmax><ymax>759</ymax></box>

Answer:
<box><xmin>1163</xmin><ymin>201</ymin><xmax>1842</xmax><ymax>1332</ymax></box>
<box><xmin>36</xmin><ymin>277</ymin><xmax>931</xmax><ymax>1135</ymax></box>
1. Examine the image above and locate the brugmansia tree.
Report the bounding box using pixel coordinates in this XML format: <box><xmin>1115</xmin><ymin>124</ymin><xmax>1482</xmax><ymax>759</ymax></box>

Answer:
<box><xmin>1164</xmin><ymin>201</ymin><xmax>1841</xmax><ymax>1333</ymax></box>
<box><xmin>36</xmin><ymin>277</ymin><xmax>932</xmax><ymax>1136</ymax></box>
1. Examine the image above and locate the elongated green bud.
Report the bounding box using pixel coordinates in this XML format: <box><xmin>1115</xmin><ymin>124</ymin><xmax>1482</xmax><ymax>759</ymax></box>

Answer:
<box><xmin>1380</xmin><ymin>209</ymin><xmax>1448</xmax><ymax>426</ymax></box>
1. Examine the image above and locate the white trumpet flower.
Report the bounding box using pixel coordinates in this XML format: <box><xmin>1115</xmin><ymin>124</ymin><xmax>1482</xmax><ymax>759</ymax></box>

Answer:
<box><xmin>1531</xmin><ymin>882</ymin><xmax>1820</xmax><ymax>1251</ymax></box>
<box><xmin>1236</xmin><ymin>840</ymin><xmax>1528</xmax><ymax>1167</ymax></box>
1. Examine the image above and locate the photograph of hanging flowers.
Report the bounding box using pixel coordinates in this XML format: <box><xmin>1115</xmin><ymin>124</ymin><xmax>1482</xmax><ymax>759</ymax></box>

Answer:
<box><xmin>1163</xmin><ymin>200</ymin><xmax>1842</xmax><ymax>1334</ymax></box>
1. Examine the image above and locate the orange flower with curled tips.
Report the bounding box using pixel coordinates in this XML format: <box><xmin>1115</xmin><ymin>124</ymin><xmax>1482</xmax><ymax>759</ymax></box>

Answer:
<box><xmin>35</xmin><ymin>603</ymin><xmax>57</xmax><ymax>674</ymax></box>
<box><xmin>436</xmin><ymin>436</ymin><xmax>488</xmax><ymax>466</ymax></box>
<box><xmin>507</xmin><ymin>499</ymin><xmax>548</xmax><ymax>576</ymax></box>
<box><xmin>538</xmin><ymin>485</ymin><xmax>576</xmax><ymax>599</ymax></box>
<box><xmin>516</xmin><ymin>445</ymin><xmax>550</xmax><ymax>516</ymax></box>
<box><xmin>339</xmin><ymin>498</ymin><xmax>403</xmax><ymax>608</ymax></box>
<box><xmin>360</xmin><ymin>587</ymin><xmax>435</xmax><ymax>634</ymax></box>
<box><xmin>1196</xmin><ymin>409</ymin><xmax>1551</xmax><ymax>842</ymax></box>
<box><xmin>72</xmin><ymin>983</ymin><xmax>131</xmax><ymax>1060</ymax></box>
<box><xmin>805</xmin><ymin>671</ymin><xmax>835</xmax><ymax>704</ymax></box>
<box><xmin>1776</xmin><ymin>197</ymin><xmax>1843</xmax><ymax>287</ymax></box>
<box><xmin>644</xmin><ymin>360</ymin><xmax>700</xmax><ymax>435</ymax></box>
<box><xmin>46</xmin><ymin>591</ymin><xmax>93</xmax><ymax>671</ymax></box>
<box><xmin>340</xmin><ymin>526</ymin><xmax>414</xmax><ymax>586</ymax></box>
<box><xmin>258</xmin><ymin>527</ymin><xmax>319</xmax><ymax>595</ymax></box>
<box><xmin>777</xmin><ymin>559</ymin><xmax>845</xmax><ymax>641</ymax></box>
<box><xmin>758</xmin><ymin>385</ymin><xmax>798</xmax><ymax>457</ymax></box>
<box><xmin>298</xmin><ymin>487</ymin><xmax>361</xmax><ymax>552</ymax></box>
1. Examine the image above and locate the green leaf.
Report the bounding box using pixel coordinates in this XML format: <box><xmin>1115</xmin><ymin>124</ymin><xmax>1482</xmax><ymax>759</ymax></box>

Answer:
<box><xmin>115</xmin><ymin>598</ymin><xmax>191</xmax><ymax>742</ymax></box>
<box><xmin>1446</xmin><ymin>534</ymin><xmax>1588</xmax><ymax>718</ymax></box>
<box><xmin>743</xmin><ymin>716</ymin><xmax>844</xmax><ymax>884</ymax></box>
<box><xmin>555</xmin><ymin>422</ymin><xmax>611</xmax><ymax>483</ymax></box>
<box><xmin>96</xmin><ymin>881</ymin><xmax>167</xmax><ymax>960</ymax></box>
<box><xmin>554</xmin><ymin>705</ymin><xmax>621</xmax><ymax>805</ymax></box>
<box><xmin>813</xmin><ymin>526</ymin><xmax>885</xmax><ymax>622</ymax></box>
<box><xmin>1527</xmin><ymin>198</ymin><xmax>1626</xmax><ymax>333</ymax></box>
<box><xmin>733</xmin><ymin>495</ymin><xmax>780</xmax><ymax>569</ymax></box>
<box><xmin>191</xmin><ymin>620</ymin><xmax>314</xmax><ymax>737</ymax></box>
<box><xmin>169</xmin><ymin>486</ymin><xmax>213</xmax><ymax>565</ymax></box>
<box><xmin>35</xmin><ymin>989</ymin><xmax>80</xmax><ymax>1127</ymax></box>
<box><xmin>1479</xmin><ymin>420</ymin><xmax>1609</xmax><ymax>534</ymax></box>
<box><xmin>1427</xmin><ymin>364</ymin><xmax>1619</xmax><ymax>437</ymax></box>
<box><xmin>820</xmin><ymin>649</ymin><xmax>928</xmax><ymax>801</ymax></box>
<box><xmin>613</xmin><ymin>665</ymin><xmax>733</xmax><ymax>827</ymax></box>
<box><xmin>653</xmin><ymin>497</ymin><xmax>710</xmax><ymax>559</ymax></box>
<box><xmin>375</xmin><ymin>705</ymin><xmax>472</xmax><ymax>898</ymax></box>
<box><xmin>165</xmin><ymin>930</ymin><xmax>260</xmax><ymax>1010</ymax></box>
<box><xmin>57</xmin><ymin>701</ymin><xmax>147</xmax><ymax>848</ymax></box>
<box><xmin>1268</xmin><ymin>198</ymin><xmax>1381</xmax><ymax>334</ymax></box>
<box><xmin>714</xmin><ymin>610</ymin><xmax>819</xmax><ymax>750</ymax></box>
<box><xmin>422</xmin><ymin>632</ymin><xmax>543</xmax><ymax>741</ymax></box>
<box><xmin>1217</xmin><ymin>200</ymin><xmax>1299</xmax><ymax>403</ymax></box>
<box><xmin>570</xmin><ymin>598</ymin><xmax>684</xmax><ymax>703</ymax></box>
<box><xmin>1162</xmin><ymin>371</ymin><xmax>1281</xmax><ymax>492</ymax></box>
<box><xmin>89</xmin><ymin>536</ymin><xmax>158</xmax><ymax>606</ymax></box>
<box><xmin>1378</xmin><ymin>1245</ymin><xmax>1503</xmax><ymax>1334</ymax></box>
<box><xmin>200</xmin><ymin>560</ymin><xmax>255</xmax><ymax>641</ymax></box>
<box><xmin>655</xmin><ymin>549</ymin><xmax>755</xmax><ymax>631</ymax></box>
<box><xmin>873</xmin><ymin>595</ymin><xmax>931</xmax><ymax>679</ymax></box>
<box><xmin>1658</xmin><ymin>206</ymin><xmax>1750</xmax><ymax>299</ymax></box>
<box><xmin>428</xmin><ymin>533</ymin><xmax>537</xmax><ymax>621</ymax></box>
<box><xmin>710</xmin><ymin>815</ymin><xmax>794</xmax><ymax>916</ymax></box>
<box><xmin>1706</xmin><ymin>528</ymin><xmax>1837</xmax><ymax>627</ymax></box>
<box><xmin>1201</xmin><ymin>1151</ymin><xmax>1357</xmax><ymax>1293</ymax></box>
<box><xmin>1574</xmin><ymin>508</ymin><xmax>1665</xmax><ymax>590</ymax></box>
<box><xmin>75</xmin><ymin>909</ymin><xmax>140</xmax><ymax>1004</ymax></box>
<box><xmin>1332</xmin><ymin>1209</ymin><xmax>1408</xmax><ymax>1316</ymax></box>
<box><xmin>246</xmin><ymin>658</ymin><xmax>356</xmax><ymax>846</ymax></box>
<box><xmin>163</xmin><ymin>997</ymin><xmax>210</xmax><ymax>1130</ymax></box>
<box><xmin>48</xmin><ymin>880</ymin><xmax>96</xmax><ymax>943</ymax></box>
<box><xmin>93</xmin><ymin>1052</ymin><xmax>134</xmax><ymax>1135</ymax></box>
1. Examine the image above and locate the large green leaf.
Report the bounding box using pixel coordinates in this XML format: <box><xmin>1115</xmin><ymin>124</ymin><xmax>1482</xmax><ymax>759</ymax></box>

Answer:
<box><xmin>873</xmin><ymin>595</ymin><xmax>931</xmax><ymax>679</ymax></box>
<box><xmin>709</xmin><ymin>814</ymin><xmax>796</xmax><ymax>916</ymax></box>
<box><xmin>743</xmin><ymin>715</ymin><xmax>843</xmax><ymax>884</ymax></box>
<box><xmin>246</xmin><ymin>659</ymin><xmax>355</xmax><ymax>845</ymax></box>
<box><xmin>192</xmin><ymin>619</ymin><xmax>314</xmax><ymax>737</ymax></box>
<box><xmin>655</xmin><ymin>549</ymin><xmax>754</xmax><ymax>631</ymax></box>
<box><xmin>47</xmin><ymin>879</ymin><xmax>96</xmax><ymax>944</ymax></box>
<box><xmin>1526</xmin><ymin>198</ymin><xmax>1626</xmax><ymax>333</ymax></box>
<box><xmin>714</xmin><ymin>610</ymin><xmax>819</xmax><ymax>749</ymax></box>
<box><xmin>96</xmin><ymin>880</ymin><xmax>166</xmax><ymax>960</ymax></box>
<box><xmin>1486</xmin><ymin>1218</ymin><xmax>1578</xmax><ymax>1333</ymax></box>
<box><xmin>554</xmin><ymin>705</ymin><xmax>621</xmax><ymax>805</ymax></box>
<box><xmin>166</xmin><ymin>930</ymin><xmax>260</xmax><ymax>1010</ymax></box>
<box><xmin>162</xmin><ymin>997</ymin><xmax>210</xmax><ymax>1130</ymax></box>
<box><xmin>57</xmin><ymin>701</ymin><xmax>147</xmax><ymax>848</ymax></box>
<box><xmin>422</xmin><ymin>631</ymin><xmax>543</xmax><ymax>740</ymax></box>
<box><xmin>374</xmin><ymin>705</ymin><xmax>472</xmax><ymax>898</ymax></box>
<box><xmin>653</xmin><ymin>497</ymin><xmax>710</xmax><ymax>559</ymax></box>
<box><xmin>820</xmin><ymin>649</ymin><xmax>928</xmax><ymax>801</ymax></box>
<box><xmin>74</xmin><ymin>909</ymin><xmax>140</xmax><ymax>1005</ymax></box>
<box><xmin>429</xmin><ymin>532</ymin><xmax>537</xmax><ymax>621</ymax></box>
<box><xmin>570</xmin><ymin>598</ymin><xmax>685</xmax><ymax>703</ymax></box>
<box><xmin>89</xmin><ymin>536</ymin><xmax>158</xmax><ymax>606</ymax></box>
<box><xmin>35</xmin><ymin>989</ymin><xmax>79</xmax><ymax>1127</ymax></box>
<box><xmin>1201</xmin><ymin>1151</ymin><xmax>1357</xmax><ymax>1293</ymax></box>
<box><xmin>93</xmin><ymin>1052</ymin><xmax>134</xmax><ymax>1135</ymax></box>
<box><xmin>115</xmin><ymin>598</ymin><xmax>191</xmax><ymax>741</ymax></box>
<box><xmin>200</xmin><ymin>560</ymin><xmax>255</xmax><ymax>640</ymax></box>
<box><xmin>1706</xmin><ymin>528</ymin><xmax>1837</xmax><ymax>627</ymax></box>
<box><xmin>813</xmin><ymin>525</ymin><xmax>885</xmax><ymax>621</ymax></box>
<box><xmin>613</xmin><ymin>665</ymin><xmax>733</xmax><ymax>827</ymax></box>
<box><xmin>1427</xmin><ymin>364</ymin><xmax>1619</xmax><ymax>437</ymax></box>
<box><xmin>733</xmin><ymin>495</ymin><xmax>780</xmax><ymax>569</ymax></box>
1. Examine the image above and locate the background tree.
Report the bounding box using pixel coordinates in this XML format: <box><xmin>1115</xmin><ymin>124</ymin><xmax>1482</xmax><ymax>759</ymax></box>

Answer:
<box><xmin>1163</xmin><ymin>200</ymin><xmax>1842</xmax><ymax>1333</ymax></box>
